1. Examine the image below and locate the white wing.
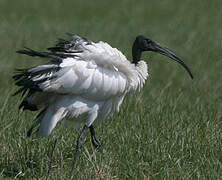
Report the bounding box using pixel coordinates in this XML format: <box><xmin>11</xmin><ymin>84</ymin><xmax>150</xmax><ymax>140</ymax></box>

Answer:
<box><xmin>14</xmin><ymin>35</ymin><xmax>131</xmax><ymax>101</ymax></box>
<box><xmin>35</xmin><ymin>58</ymin><xmax>127</xmax><ymax>100</ymax></box>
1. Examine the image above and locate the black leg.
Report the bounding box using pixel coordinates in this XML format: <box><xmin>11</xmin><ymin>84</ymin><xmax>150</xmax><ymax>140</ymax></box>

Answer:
<box><xmin>89</xmin><ymin>125</ymin><xmax>101</xmax><ymax>150</ymax></box>
<box><xmin>72</xmin><ymin>125</ymin><xmax>89</xmax><ymax>170</ymax></box>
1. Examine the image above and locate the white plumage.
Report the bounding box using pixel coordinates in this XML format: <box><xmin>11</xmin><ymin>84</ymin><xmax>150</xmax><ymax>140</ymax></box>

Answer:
<box><xmin>14</xmin><ymin>34</ymin><xmax>193</xmax><ymax>166</ymax></box>
<box><xmin>14</xmin><ymin>35</ymin><xmax>148</xmax><ymax>137</ymax></box>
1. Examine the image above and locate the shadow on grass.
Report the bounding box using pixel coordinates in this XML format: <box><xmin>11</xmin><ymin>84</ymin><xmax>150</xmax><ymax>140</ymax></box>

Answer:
<box><xmin>0</xmin><ymin>163</ymin><xmax>20</xmax><ymax>178</ymax></box>
<box><xmin>0</xmin><ymin>156</ymin><xmax>41</xmax><ymax>178</ymax></box>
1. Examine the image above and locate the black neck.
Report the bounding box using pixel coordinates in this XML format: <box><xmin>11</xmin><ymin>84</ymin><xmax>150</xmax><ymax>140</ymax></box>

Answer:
<box><xmin>132</xmin><ymin>40</ymin><xmax>142</xmax><ymax>65</ymax></box>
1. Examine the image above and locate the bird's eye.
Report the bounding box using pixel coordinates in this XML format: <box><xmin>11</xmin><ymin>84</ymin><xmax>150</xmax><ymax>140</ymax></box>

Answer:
<box><xmin>143</xmin><ymin>39</ymin><xmax>148</xmax><ymax>45</ymax></box>
<box><xmin>141</xmin><ymin>39</ymin><xmax>150</xmax><ymax>49</ymax></box>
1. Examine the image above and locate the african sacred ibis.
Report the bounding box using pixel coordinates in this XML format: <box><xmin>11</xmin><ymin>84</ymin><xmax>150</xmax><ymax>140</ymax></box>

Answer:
<box><xmin>13</xmin><ymin>34</ymin><xmax>193</xmax><ymax>164</ymax></box>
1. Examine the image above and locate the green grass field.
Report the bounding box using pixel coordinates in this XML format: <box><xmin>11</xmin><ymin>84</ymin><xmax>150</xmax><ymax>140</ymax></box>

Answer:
<box><xmin>0</xmin><ymin>0</ymin><xmax>222</xmax><ymax>179</ymax></box>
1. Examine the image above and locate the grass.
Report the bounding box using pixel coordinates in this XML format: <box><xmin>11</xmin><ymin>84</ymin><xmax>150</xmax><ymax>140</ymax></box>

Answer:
<box><xmin>0</xmin><ymin>0</ymin><xmax>222</xmax><ymax>179</ymax></box>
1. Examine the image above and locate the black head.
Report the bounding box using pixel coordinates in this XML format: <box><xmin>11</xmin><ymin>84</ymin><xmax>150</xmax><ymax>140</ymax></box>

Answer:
<box><xmin>132</xmin><ymin>35</ymin><xmax>193</xmax><ymax>79</ymax></box>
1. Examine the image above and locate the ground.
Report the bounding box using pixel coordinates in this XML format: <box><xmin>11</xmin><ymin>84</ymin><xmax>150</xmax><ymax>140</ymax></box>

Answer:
<box><xmin>0</xmin><ymin>0</ymin><xmax>221</xmax><ymax>179</ymax></box>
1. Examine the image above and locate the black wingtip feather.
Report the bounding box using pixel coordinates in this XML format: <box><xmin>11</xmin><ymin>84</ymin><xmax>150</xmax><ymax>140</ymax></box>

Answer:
<box><xmin>16</xmin><ymin>47</ymin><xmax>47</xmax><ymax>58</ymax></box>
<box><xmin>12</xmin><ymin>87</ymin><xmax>26</xmax><ymax>97</ymax></box>
<box><xmin>19</xmin><ymin>100</ymin><xmax>38</xmax><ymax>111</ymax></box>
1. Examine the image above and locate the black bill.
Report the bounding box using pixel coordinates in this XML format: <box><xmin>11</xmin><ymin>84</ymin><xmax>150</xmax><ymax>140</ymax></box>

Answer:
<box><xmin>151</xmin><ymin>42</ymin><xmax>194</xmax><ymax>79</ymax></box>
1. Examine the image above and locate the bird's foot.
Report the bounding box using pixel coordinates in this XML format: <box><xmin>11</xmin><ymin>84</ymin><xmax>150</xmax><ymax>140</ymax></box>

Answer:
<box><xmin>89</xmin><ymin>125</ymin><xmax>102</xmax><ymax>152</ymax></box>
<box><xmin>91</xmin><ymin>136</ymin><xmax>102</xmax><ymax>152</ymax></box>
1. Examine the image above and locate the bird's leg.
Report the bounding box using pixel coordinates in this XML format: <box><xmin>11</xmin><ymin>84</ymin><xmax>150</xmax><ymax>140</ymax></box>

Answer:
<box><xmin>89</xmin><ymin>125</ymin><xmax>101</xmax><ymax>150</ymax></box>
<box><xmin>72</xmin><ymin>125</ymin><xmax>89</xmax><ymax>169</ymax></box>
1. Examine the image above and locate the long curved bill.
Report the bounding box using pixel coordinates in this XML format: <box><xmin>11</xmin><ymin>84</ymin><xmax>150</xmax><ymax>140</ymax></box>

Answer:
<box><xmin>151</xmin><ymin>42</ymin><xmax>194</xmax><ymax>79</ymax></box>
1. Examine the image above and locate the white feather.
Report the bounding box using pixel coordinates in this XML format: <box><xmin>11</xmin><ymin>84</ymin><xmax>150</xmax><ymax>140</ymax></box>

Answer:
<box><xmin>22</xmin><ymin>36</ymin><xmax>149</xmax><ymax>137</ymax></box>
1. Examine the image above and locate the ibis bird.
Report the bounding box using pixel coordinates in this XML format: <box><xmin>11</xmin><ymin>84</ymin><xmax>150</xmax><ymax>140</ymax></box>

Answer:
<box><xmin>13</xmin><ymin>34</ymin><xmax>193</xmax><ymax>165</ymax></box>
